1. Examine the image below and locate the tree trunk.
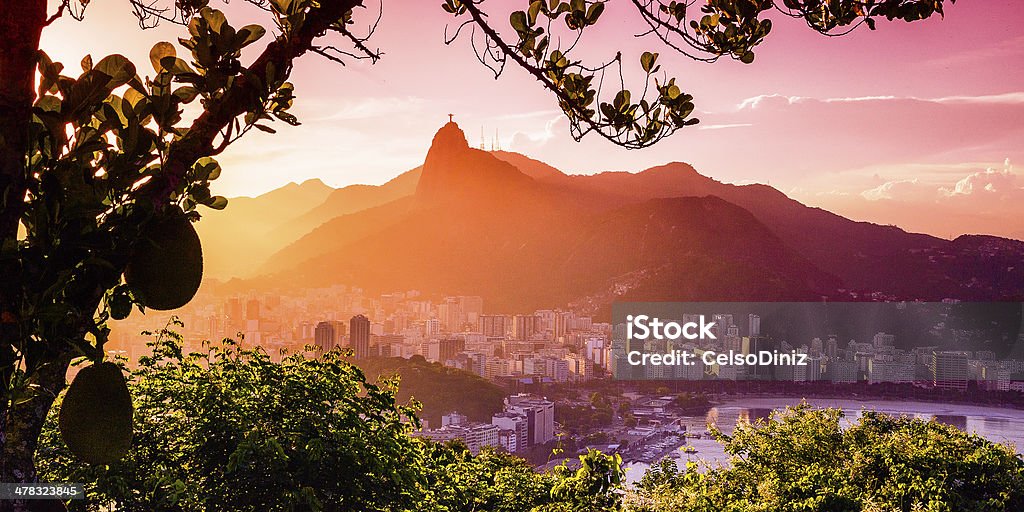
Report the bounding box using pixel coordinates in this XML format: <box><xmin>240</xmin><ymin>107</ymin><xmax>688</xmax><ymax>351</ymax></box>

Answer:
<box><xmin>0</xmin><ymin>2</ymin><xmax>50</xmax><ymax>511</ymax></box>
<box><xmin>0</xmin><ymin>354</ymin><xmax>71</xmax><ymax>512</ymax></box>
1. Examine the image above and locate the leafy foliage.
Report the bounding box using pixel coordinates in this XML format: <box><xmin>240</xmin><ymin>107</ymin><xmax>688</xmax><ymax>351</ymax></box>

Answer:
<box><xmin>40</xmin><ymin>324</ymin><xmax>424</xmax><ymax>511</ymax></box>
<box><xmin>442</xmin><ymin>0</ymin><xmax>952</xmax><ymax>148</ymax></box>
<box><xmin>38</xmin><ymin>337</ymin><xmax>1024</xmax><ymax>511</ymax></box>
<box><xmin>1</xmin><ymin>0</ymin><xmax>363</xmax><ymax>483</ymax></box>
<box><xmin>627</xmin><ymin>404</ymin><xmax>1024</xmax><ymax>512</ymax></box>
<box><xmin>359</xmin><ymin>355</ymin><xmax>506</xmax><ymax>427</ymax></box>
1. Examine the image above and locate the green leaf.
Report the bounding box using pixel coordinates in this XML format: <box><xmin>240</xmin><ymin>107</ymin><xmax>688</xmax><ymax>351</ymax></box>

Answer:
<box><xmin>586</xmin><ymin>2</ymin><xmax>604</xmax><ymax>25</ymax></box>
<box><xmin>200</xmin><ymin>7</ymin><xmax>228</xmax><ymax>34</ymax></box>
<box><xmin>510</xmin><ymin>11</ymin><xmax>528</xmax><ymax>33</ymax></box>
<box><xmin>640</xmin><ymin>51</ymin><xmax>658</xmax><ymax>73</ymax></box>
<box><xmin>528</xmin><ymin>1</ymin><xmax>542</xmax><ymax>25</ymax></box>
<box><xmin>204</xmin><ymin>196</ymin><xmax>229</xmax><ymax>210</ymax></box>
<box><xmin>173</xmin><ymin>86</ymin><xmax>200</xmax><ymax>103</ymax></box>
<box><xmin>94</xmin><ymin>55</ymin><xmax>136</xmax><ymax>88</ymax></box>
<box><xmin>236</xmin><ymin>24</ymin><xmax>267</xmax><ymax>48</ymax></box>
<box><xmin>159</xmin><ymin>56</ymin><xmax>197</xmax><ymax>76</ymax></box>
<box><xmin>149</xmin><ymin>42</ymin><xmax>176</xmax><ymax>73</ymax></box>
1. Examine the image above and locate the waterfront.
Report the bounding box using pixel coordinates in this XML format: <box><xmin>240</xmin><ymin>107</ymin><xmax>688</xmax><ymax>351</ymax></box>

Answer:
<box><xmin>623</xmin><ymin>397</ymin><xmax>1024</xmax><ymax>483</ymax></box>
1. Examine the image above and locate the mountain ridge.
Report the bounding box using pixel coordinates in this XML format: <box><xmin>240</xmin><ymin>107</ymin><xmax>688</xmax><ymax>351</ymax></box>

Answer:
<box><xmin>203</xmin><ymin>121</ymin><xmax>1024</xmax><ymax>311</ymax></box>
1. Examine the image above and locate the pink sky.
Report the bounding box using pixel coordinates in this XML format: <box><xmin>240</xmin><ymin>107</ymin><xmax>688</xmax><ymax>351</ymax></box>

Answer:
<box><xmin>40</xmin><ymin>1</ymin><xmax>1024</xmax><ymax>239</ymax></box>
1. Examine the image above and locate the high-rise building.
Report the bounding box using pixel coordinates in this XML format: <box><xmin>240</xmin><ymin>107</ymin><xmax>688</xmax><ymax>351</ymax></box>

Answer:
<box><xmin>314</xmin><ymin>321</ymin><xmax>339</xmax><ymax>352</ymax></box>
<box><xmin>439</xmin><ymin>337</ymin><xmax>466</xmax><ymax>364</ymax></box>
<box><xmin>512</xmin><ymin>315</ymin><xmax>538</xmax><ymax>340</ymax></box>
<box><xmin>479</xmin><ymin>315</ymin><xmax>508</xmax><ymax>338</ymax></box>
<box><xmin>226</xmin><ymin>297</ymin><xmax>243</xmax><ymax>332</ymax></box>
<box><xmin>933</xmin><ymin>351</ymin><xmax>969</xmax><ymax>390</ymax></box>
<box><xmin>825</xmin><ymin>336</ymin><xmax>839</xmax><ymax>360</ymax></box>
<box><xmin>872</xmin><ymin>332</ymin><xmax>896</xmax><ymax>349</ymax></box>
<box><xmin>553</xmin><ymin>311</ymin><xmax>574</xmax><ymax>342</ymax></box>
<box><xmin>460</xmin><ymin>296</ymin><xmax>484</xmax><ymax>326</ymax></box>
<box><xmin>424</xmin><ymin>318</ymin><xmax>441</xmax><ymax>336</ymax></box>
<box><xmin>350</xmin><ymin>314</ymin><xmax>371</xmax><ymax>359</ymax></box>
<box><xmin>245</xmin><ymin>299</ymin><xmax>261</xmax><ymax>321</ymax></box>
<box><xmin>748</xmin><ymin>314</ymin><xmax>761</xmax><ymax>337</ymax></box>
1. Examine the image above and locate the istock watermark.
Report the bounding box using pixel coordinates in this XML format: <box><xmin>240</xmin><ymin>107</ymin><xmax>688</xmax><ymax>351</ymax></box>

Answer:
<box><xmin>610</xmin><ymin>301</ymin><xmax>1024</xmax><ymax>382</ymax></box>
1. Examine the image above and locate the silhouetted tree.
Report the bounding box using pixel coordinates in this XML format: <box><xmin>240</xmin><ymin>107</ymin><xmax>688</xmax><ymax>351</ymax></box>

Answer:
<box><xmin>0</xmin><ymin>0</ymin><xmax>952</xmax><ymax>508</ymax></box>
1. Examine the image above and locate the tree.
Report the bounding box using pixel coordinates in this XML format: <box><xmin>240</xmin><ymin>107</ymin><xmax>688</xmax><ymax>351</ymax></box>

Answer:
<box><xmin>34</xmin><ymin>329</ymin><xmax>610</xmax><ymax>511</ymax></box>
<box><xmin>39</xmin><ymin>324</ymin><xmax>427</xmax><ymax>511</ymax></box>
<box><xmin>0</xmin><ymin>0</ymin><xmax>951</xmax><ymax>504</ymax></box>
<box><xmin>626</xmin><ymin>405</ymin><xmax>1024</xmax><ymax>511</ymax></box>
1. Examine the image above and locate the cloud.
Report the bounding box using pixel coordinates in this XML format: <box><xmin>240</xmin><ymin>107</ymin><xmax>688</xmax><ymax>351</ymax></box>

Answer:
<box><xmin>698</xmin><ymin>123</ymin><xmax>754</xmax><ymax>131</ymax></box>
<box><xmin>940</xmin><ymin>159</ymin><xmax>1023</xmax><ymax>198</ymax></box>
<box><xmin>861</xmin><ymin>179</ymin><xmax>934</xmax><ymax>201</ymax></box>
<box><xmin>737</xmin><ymin>92</ymin><xmax>1024</xmax><ymax>110</ymax></box>
<box><xmin>737</xmin><ymin>94</ymin><xmax>802</xmax><ymax>110</ymax></box>
<box><xmin>933</xmin><ymin>92</ymin><xmax>1024</xmax><ymax>105</ymax></box>
<box><xmin>509</xmin><ymin>115</ymin><xmax>569</xmax><ymax>152</ymax></box>
<box><xmin>859</xmin><ymin>160</ymin><xmax>1024</xmax><ymax>204</ymax></box>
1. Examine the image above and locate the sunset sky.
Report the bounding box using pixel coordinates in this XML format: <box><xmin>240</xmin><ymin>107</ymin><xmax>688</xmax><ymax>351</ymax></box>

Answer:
<box><xmin>41</xmin><ymin>1</ymin><xmax>1024</xmax><ymax>239</ymax></box>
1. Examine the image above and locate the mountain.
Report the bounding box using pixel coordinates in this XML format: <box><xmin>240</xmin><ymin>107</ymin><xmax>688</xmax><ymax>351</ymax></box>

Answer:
<box><xmin>243</xmin><ymin>121</ymin><xmax>1024</xmax><ymax>311</ymax></box>
<box><xmin>490</xmin><ymin>150</ymin><xmax>568</xmax><ymax>182</ymax></box>
<box><xmin>197</xmin><ymin>178</ymin><xmax>333</xmax><ymax>278</ymax></box>
<box><xmin>257</xmin><ymin>123</ymin><xmax>837</xmax><ymax>312</ymax></box>
<box><xmin>270</xmin><ymin>167</ymin><xmax>422</xmax><ymax>245</ymax></box>
<box><xmin>198</xmin><ymin>167</ymin><xmax>423</xmax><ymax>280</ymax></box>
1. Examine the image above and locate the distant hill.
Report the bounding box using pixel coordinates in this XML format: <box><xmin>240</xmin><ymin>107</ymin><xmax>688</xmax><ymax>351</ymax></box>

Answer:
<box><xmin>212</xmin><ymin>121</ymin><xmax>1024</xmax><ymax>311</ymax></box>
<box><xmin>196</xmin><ymin>178</ymin><xmax>333</xmax><ymax>278</ymax></box>
<box><xmin>271</xmin><ymin>167</ymin><xmax>422</xmax><ymax>245</ymax></box>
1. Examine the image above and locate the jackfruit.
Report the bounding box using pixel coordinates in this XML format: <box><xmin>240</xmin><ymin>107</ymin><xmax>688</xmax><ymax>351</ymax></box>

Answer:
<box><xmin>125</xmin><ymin>215</ymin><xmax>203</xmax><ymax>311</ymax></box>
<box><xmin>58</xmin><ymin>362</ymin><xmax>133</xmax><ymax>465</ymax></box>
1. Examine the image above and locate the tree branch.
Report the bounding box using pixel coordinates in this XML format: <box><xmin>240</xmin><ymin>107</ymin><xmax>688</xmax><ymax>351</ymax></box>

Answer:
<box><xmin>145</xmin><ymin>0</ymin><xmax>364</xmax><ymax>202</ymax></box>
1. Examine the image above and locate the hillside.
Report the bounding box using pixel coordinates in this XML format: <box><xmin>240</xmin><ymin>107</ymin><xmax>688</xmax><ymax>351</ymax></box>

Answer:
<box><xmin>358</xmin><ymin>356</ymin><xmax>506</xmax><ymax>427</ymax></box>
<box><xmin>225</xmin><ymin>121</ymin><xmax>1024</xmax><ymax>311</ymax></box>
<box><xmin>196</xmin><ymin>178</ymin><xmax>333</xmax><ymax>278</ymax></box>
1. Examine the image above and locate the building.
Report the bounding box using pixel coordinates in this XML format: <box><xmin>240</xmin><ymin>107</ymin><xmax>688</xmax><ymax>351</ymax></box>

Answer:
<box><xmin>479</xmin><ymin>315</ymin><xmax>508</xmax><ymax>338</ymax></box>
<box><xmin>512</xmin><ymin>315</ymin><xmax>539</xmax><ymax>340</ymax></box>
<box><xmin>416</xmin><ymin>422</ymin><xmax>501</xmax><ymax>455</ymax></box>
<box><xmin>439</xmin><ymin>337</ymin><xmax>466</xmax><ymax>364</ymax></box>
<box><xmin>314</xmin><ymin>321</ymin><xmax>344</xmax><ymax>352</ymax></box>
<box><xmin>497</xmin><ymin>428</ymin><xmax>518</xmax><ymax>453</ymax></box>
<box><xmin>438</xmin><ymin>297</ymin><xmax>462</xmax><ymax>332</ymax></box>
<box><xmin>491</xmin><ymin>412</ymin><xmax>528</xmax><ymax>452</ymax></box>
<box><xmin>933</xmin><ymin>351</ymin><xmax>969</xmax><ymax>390</ymax></box>
<box><xmin>459</xmin><ymin>296</ymin><xmax>484</xmax><ymax>326</ymax></box>
<box><xmin>350</xmin><ymin>314</ymin><xmax>371</xmax><ymax>359</ymax></box>
<box><xmin>872</xmin><ymin>332</ymin><xmax>895</xmax><ymax>350</ymax></box>
<box><xmin>827</xmin><ymin>360</ymin><xmax>858</xmax><ymax>384</ymax></box>
<box><xmin>504</xmin><ymin>394</ymin><xmax>555</xmax><ymax>446</ymax></box>
<box><xmin>748</xmin><ymin>314</ymin><xmax>761</xmax><ymax>337</ymax></box>
<box><xmin>424</xmin><ymin>318</ymin><xmax>441</xmax><ymax>336</ymax></box>
<box><xmin>442</xmin><ymin>411</ymin><xmax>468</xmax><ymax>427</ymax></box>
<box><xmin>868</xmin><ymin>358</ymin><xmax>915</xmax><ymax>384</ymax></box>
<box><xmin>563</xmin><ymin>353</ymin><xmax>594</xmax><ymax>381</ymax></box>
<box><xmin>226</xmin><ymin>297</ymin><xmax>244</xmax><ymax>332</ymax></box>
<box><xmin>245</xmin><ymin>298</ymin><xmax>261</xmax><ymax>321</ymax></box>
